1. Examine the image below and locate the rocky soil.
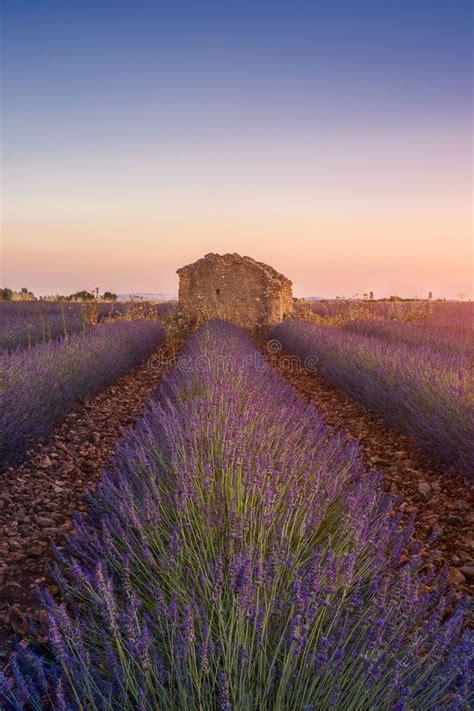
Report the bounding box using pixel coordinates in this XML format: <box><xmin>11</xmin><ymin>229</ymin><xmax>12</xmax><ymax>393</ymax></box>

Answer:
<box><xmin>0</xmin><ymin>338</ymin><xmax>184</xmax><ymax>660</ymax></box>
<box><xmin>258</xmin><ymin>341</ymin><xmax>474</xmax><ymax>607</ymax></box>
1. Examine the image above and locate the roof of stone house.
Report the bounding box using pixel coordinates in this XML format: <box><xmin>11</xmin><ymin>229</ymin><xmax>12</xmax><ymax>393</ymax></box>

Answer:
<box><xmin>177</xmin><ymin>253</ymin><xmax>292</xmax><ymax>287</ymax></box>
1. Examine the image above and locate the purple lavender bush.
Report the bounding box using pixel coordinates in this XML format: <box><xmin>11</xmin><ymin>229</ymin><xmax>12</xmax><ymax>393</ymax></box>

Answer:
<box><xmin>2</xmin><ymin>320</ymin><xmax>471</xmax><ymax>710</ymax></box>
<box><xmin>342</xmin><ymin>317</ymin><xmax>474</xmax><ymax>359</ymax></box>
<box><xmin>0</xmin><ymin>301</ymin><xmax>138</xmax><ymax>354</ymax></box>
<box><xmin>0</xmin><ymin>302</ymin><xmax>86</xmax><ymax>353</ymax></box>
<box><xmin>271</xmin><ymin>319</ymin><xmax>473</xmax><ymax>478</ymax></box>
<box><xmin>0</xmin><ymin>320</ymin><xmax>164</xmax><ymax>469</ymax></box>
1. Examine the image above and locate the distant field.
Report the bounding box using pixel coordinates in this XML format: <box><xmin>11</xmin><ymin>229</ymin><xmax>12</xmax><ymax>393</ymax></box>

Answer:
<box><xmin>296</xmin><ymin>300</ymin><xmax>473</xmax><ymax>353</ymax></box>
<box><xmin>297</xmin><ymin>298</ymin><xmax>473</xmax><ymax>325</ymax></box>
<box><xmin>0</xmin><ymin>300</ymin><xmax>177</xmax><ymax>353</ymax></box>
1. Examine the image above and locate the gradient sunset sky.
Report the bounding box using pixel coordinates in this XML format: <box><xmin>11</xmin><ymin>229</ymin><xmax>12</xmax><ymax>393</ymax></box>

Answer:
<box><xmin>1</xmin><ymin>0</ymin><xmax>472</xmax><ymax>298</ymax></box>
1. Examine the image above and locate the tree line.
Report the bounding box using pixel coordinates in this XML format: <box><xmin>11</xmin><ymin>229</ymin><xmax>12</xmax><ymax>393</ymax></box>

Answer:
<box><xmin>0</xmin><ymin>287</ymin><xmax>118</xmax><ymax>302</ymax></box>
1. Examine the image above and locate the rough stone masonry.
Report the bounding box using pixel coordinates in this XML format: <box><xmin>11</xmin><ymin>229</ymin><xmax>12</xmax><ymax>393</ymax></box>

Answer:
<box><xmin>177</xmin><ymin>253</ymin><xmax>293</xmax><ymax>329</ymax></box>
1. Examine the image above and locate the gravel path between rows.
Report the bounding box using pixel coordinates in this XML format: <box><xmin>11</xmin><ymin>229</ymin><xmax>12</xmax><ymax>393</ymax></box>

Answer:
<box><xmin>258</xmin><ymin>340</ymin><xmax>474</xmax><ymax>608</ymax></box>
<box><xmin>0</xmin><ymin>338</ymin><xmax>185</xmax><ymax>660</ymax></box>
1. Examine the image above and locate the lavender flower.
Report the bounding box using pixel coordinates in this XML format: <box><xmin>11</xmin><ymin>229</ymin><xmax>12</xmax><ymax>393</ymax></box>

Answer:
<box><xmin>271</xmin><ymin>318</ymin><xmax>473</xmax><ymax>477</ymax></box>
<box><xmin>0</xmin><ymin>319</ymin><xmax>164</xmax><ymax>469</ymax></box>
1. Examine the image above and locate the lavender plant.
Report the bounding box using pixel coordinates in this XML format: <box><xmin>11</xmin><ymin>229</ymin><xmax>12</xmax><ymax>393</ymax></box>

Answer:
<box><xmin>2</xmin><ymin>321</ymin><xmax>471</xmax><ymax>710</ymax></box>
<box><xmin>0</xmin><ymin>302</ymin><xmax>87</xmax><ymax>353</ymax></box>
<box><xmin>0</xmin><ymin>320</ymin><xmax>165</xmax><ymax>469</ymax></box>
<box><xmin>342</xmin><ymin>318</ymin><xmax>474</xmax><ymax>359</ymax></box>
<box><xmin>0</xmin><ymin>301</ymin><xmax>176</xmax><ymax>354</ymax></box>
<box><xmin>271</xmin><ymin>319</ymin><xmax>473</xmax><ymax>478</ymax></box>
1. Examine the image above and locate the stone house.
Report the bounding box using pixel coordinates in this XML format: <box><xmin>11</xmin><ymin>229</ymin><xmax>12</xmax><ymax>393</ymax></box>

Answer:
<box><xmin>177</xmin><ymin>253</ymin><xmax>293</xmax><ymax>329</ymax></box>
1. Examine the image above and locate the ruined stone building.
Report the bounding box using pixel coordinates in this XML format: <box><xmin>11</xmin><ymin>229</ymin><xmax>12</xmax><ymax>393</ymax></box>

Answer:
<box><xmin>177</xmin><ymin>253</ymin><xmax>293</xmax><ymax>328</ymax></box>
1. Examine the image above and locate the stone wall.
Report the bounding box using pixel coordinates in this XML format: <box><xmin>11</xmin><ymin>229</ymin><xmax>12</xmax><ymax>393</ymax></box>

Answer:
<box><xmin>177</xmin><ymin>253</ymin><xmax>293</xmax><ymax>329</ymax></box>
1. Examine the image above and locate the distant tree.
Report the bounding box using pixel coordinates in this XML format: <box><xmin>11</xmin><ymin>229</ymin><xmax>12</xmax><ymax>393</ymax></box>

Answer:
<box><xmin>19</xmin><ymin>286</ymin><xmax>35</xmax><ymax>300</ymax></box>
<box><xmin>69</xmin><ymin>290</ymin><xmax>95</xmax><ymax>302</ymax></box>
<box><xmin>0</xmin><ymin>287</ymin><xmax>12</xmax><ymax>300</ymax></box>
<box><xmin>369</xmin><ymin>291</ymin><xmax>374</xmax><ymax>300</ymax></box>
<box><xmin>428</xmin><ymin>291</ymin><xmax>433</xmax><ymax>300</ymax></box>
<box><xmin>102</xmin><ymin>291</ymin><xmax>118</xmax><ymax>302</ymax></box>
<box><xmin>388</xmin><ymin>295</ymin><xmax>402</xmax><ymax>302</ymax></box>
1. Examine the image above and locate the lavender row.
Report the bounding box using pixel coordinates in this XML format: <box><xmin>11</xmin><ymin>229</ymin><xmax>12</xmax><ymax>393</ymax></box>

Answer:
<box><xmin>0</xmin><ymin>302</ymin><xmax>130</xmax><ymax>353</ymax></box>
<box><xmin>271</xmin><ymin>320</ymin><xmax>473</xmax><ymax>477</ymax></box>
<box><xmin>0</xmin><ymin>320</ymin><xmax>165</xmax><ymax>470</ymax></box>
<box><xmin>3</xmin><ymin>320</ymin><xmax>471</xmax><ymax>709</ymax></box>
<box><xmin>0</xmin><ymin>302</ymin><xmax>84</xmax><ymax>353</ymax></box>
<box><xmin>0</xmin><ymin>301</ymin><xmax>179</xmax><ymax>353</ymax></box>
<box><xmin>342</xmin><ymin>318</ymin><xmax>474</xmax><ymax>359</ymax></box>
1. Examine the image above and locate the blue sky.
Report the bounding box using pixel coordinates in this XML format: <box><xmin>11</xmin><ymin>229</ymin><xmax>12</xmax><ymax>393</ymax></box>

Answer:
<box><xmin>1</xmin><ymin>1</ymin><xmax>472</xmax><ymax>297</ymax></box>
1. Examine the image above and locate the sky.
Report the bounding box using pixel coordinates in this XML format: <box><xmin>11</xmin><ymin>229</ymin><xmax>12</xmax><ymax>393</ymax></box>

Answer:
<box><xmin>1</xmin><ymin>0</ymin><xmax>472</xmax><ymax>299</ymax></box>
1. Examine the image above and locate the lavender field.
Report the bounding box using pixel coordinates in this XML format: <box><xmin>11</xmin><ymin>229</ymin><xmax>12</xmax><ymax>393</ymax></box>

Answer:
<box><xmin>2</xmin><ymin>321</ymin><xmax>472</xmax><ymax>710</ymax></box>
<box><xmin>0</xmin><ymin>301</ymin><xmax>177</xmax><ymax>354</ymax></box>
<box><xmin>2</xmin><ymin>0</ymin><xmax>472</xmax><ymax>706</ymax></box>
<box><xmin>342</xmin><ymin>318</ymin><xmax>474</xmax><ymax>359</ymax></box>
<box><xmin>0</xmin><ymin>302</ymin><xmax>112</xmax><ymax>353</ymax></box>
<box><xmin>272</xmin><ymin>303</ymin><xmax>474</xmax><ymax>478</ymax></box>
<box><xmin>0</xmin><ymin>301</ymin><xmax>473</xmax><ymax>711</ymax></box>
<box><xmin>0</xmin><ymin>320</ymin><xmax>165</xmax><ymax>469</ymax></box>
